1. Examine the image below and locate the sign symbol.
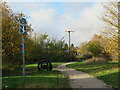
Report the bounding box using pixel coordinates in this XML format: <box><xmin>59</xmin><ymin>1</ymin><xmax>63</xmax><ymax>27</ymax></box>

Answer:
<box><xmin>20</xmin><ymin>17</ymin><xmax>27</xmax><ymax>34</ymax></box>
<box><xmin>23</xmin><ymin>26</ymin><xmax>25</xmax><ymax>33</ymax></box>
<box><xmin>20</xmin><ymin>18</ymin><xmax>26</xmax><ymax>24</ymax></box>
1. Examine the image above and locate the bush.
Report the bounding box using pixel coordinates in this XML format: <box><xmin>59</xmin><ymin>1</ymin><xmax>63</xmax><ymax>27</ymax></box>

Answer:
<box><xmin>102</xmin><ymin>52</ymin><xmax>112</xmax><ymax>61</ymax></box>
<box><xmin>83</xmin><ymin>54</ymin><xmax>93</xmax><ymax>59</ymax></box>
<box><xmin>87</xmin><ymin>41</ymin><xmax>103</xmax><ymax>57</ymax></box>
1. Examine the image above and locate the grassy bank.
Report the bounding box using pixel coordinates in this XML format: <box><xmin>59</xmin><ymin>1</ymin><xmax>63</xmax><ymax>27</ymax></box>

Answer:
<box><xmin>67</xmin><ymin>61</ymin><xmax>119</xmax><ymax>89</ymax></box>
<box><xmin>2</xmin><ymin>62</ymin><xmax>71</xmax><ymax>88</ymax></box>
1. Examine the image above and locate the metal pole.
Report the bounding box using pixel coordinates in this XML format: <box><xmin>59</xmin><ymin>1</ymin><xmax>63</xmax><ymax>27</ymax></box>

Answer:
<box><xmin>65</xmin><ymin>30</ymin><xmax>74</xmax><ymax>61</ymax></box>
<box><xmin>22</xmin><ymin>34</ymin><xmax>25</xmax><ymax>78</ymax></box>
<box><xmin>68</xmin><ymin>31</ymin><xmax>70</xmax><ymax>61</ymax></box>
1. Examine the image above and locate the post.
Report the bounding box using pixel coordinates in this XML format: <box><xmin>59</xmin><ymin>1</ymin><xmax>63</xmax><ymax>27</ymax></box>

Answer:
<box><xmin>22</xmin><ymin>34</ymin><xmax>25</xmax><ymax>78</ymax></box>
<box><xmin>20</xmin><ymin>16</ymin><xmax>27</xmax><ymax>79</ymax></box>
<box><xmin>68</xmin><ymin>31</ymin><xmax>71</xmax><ymax>61</ymax></box>
<box><xmin>65</xmin><ymin>30</ymin><xmax>74</xmax><ymax>61</ymax></box>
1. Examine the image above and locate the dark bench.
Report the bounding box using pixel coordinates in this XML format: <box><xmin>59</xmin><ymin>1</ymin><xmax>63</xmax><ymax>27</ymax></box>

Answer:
<box><xmin>38</xmin><ymin>60</ymin><xmax>52</xmax><ymax>71</ymax></box>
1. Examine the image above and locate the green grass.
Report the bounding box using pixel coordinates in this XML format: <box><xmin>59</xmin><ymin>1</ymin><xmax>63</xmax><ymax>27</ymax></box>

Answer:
<box><xmin>2</xmin><ymin>62</ymin><xmax>71</xmax><ymax>88</ymax></box>
<box><xmin>3</xmin><ymin>70</ymin><xmax>71</xmax><ymax>88</ymax></box>
<box><xmin>26</xmin><ymin>62</ymin><xmax>66</xmax><ymax>68</ymax></box>
<box><xmin>3</xmin><ymin>62</ymin><xmax>66</xmax><ymax>77</ymax></box>
<box><xmin>67</xmin><ymin>61</ymin><xmax>119</xmax><ymax>89</ymax></box>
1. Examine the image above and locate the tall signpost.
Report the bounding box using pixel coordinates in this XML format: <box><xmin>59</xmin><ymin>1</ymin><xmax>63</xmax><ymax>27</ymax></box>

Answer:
<box><xmin>20</xmin><ymin>17</ymin><xmax>27</xmax><ymax>79</ymax></box>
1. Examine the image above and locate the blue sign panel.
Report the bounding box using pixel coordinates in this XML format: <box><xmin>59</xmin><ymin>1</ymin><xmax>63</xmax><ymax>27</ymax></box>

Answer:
<box><xmin>20</xmin><ymin>18</ymin><xmax>26</xmax><ymax>24</ymax></box>
<box><xmin>20</xmin><ymin>18</ymin><xmax>27</xmax><ymax>34</ymax></box>
<box><xmin>20</xmin><ymin>25</ymin><xmax>26</xmax><ymax>34</ymax></box>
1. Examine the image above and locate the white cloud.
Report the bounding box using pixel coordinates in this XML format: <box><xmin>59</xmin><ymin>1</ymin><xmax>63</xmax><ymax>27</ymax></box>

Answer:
<box><xmin>29</xmin><ymin>2</ymin><xmax>105</xmax><ymax>46</ymax></box>
<box><xmin>30</xmin><ymin>8</ymin><xmax>55</xmax><ymax>24</ymax></box>
<box><xmin>69</xmin><ymin>3</ymin><xmax>105</xmax><ymax>46</ymax></box>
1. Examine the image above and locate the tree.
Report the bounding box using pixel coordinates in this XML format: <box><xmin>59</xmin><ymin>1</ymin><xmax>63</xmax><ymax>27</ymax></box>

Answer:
<box><xmin>100</xmin><ymin>1</ymin><xmax>119</xmax><ymax>61</ymax></box>
<box><xmin>70</xmin><ymin>44</ymin><xmax>77</xmax><ymax>54</ymax></box>
<box><xmin>63</xmin><ymin>44</ymin><xmax>68</xmax><ymax>53</ymax></box>
<box><xmin>2</xmin><ymin>2</ymin><xmax>21</xmax><ymax>70</ymax></box>
<box><xmin>91</xmin><ymin>34</ymin><xmax>103</xmax><ymax>41</ymax></box>
<box><xmin>87</xmin><ymin>41</ymin><xmax>103</xmax><ymax>57</ymax></box>
<box><xmin>78</xmin><ymin>42</ymin><xmax>91</xmax><ymax>56</ymax></box>
<box><xmin>28</xmin><ymin>33</ymin><xmax>70</xmax><ymax>62</ymax></box>
<box><xmin>91</xmin><ymin>34</ymin><xmax>112</xmax><ymax>61</ymax></box>
<box><xmin>102</xmin><ymin>1</ymin><xmax>118</xmax><ymax>30</ymax></box>
<box><xmin>2</xmin><ymin>2</ymin><xmax>33</xmax><ymax>70</ymax></box>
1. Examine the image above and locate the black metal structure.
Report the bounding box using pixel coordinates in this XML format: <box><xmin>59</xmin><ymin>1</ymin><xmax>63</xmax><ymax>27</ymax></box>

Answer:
<box><xmin>38</xmin><ymin>60</ymin><xmax>52</xmax><ymax>71</ymax></box>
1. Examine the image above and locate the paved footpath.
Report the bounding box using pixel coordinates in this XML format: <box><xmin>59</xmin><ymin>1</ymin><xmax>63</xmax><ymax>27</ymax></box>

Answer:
<box><xmin>56</xmin><ymin>62</ymin><xmax>114</xmax><ymax>89</ymax></box>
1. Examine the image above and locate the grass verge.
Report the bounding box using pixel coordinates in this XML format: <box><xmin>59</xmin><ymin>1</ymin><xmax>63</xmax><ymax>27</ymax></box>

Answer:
<box><xmin>26</xmin><ymin>62</ymin><xmax>66</xmax><ymax>68</ymax></box>
<box><xmin>3</xmin><ymin>62</ymin><xmax>66</xmax><ymax>77</ymax></box>
<box><xmin>67</xmin><ymin>61</ymin><xmax>119</xmax><ymax>89</ymax></box>
<box><xmin>2</xmin><ymin>62</ymin><xmax>71</xmax><ymax>88</ymax></box>
<box><xmin>2</xmin><ymin>70</ymin><xmax>70</xmax><ymax>88</ymax></box>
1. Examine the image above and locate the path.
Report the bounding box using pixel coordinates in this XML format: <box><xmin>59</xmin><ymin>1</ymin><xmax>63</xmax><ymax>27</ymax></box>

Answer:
<box><xmin>56</xmin><ymin>62</ymin><xmax>113</xmax><ymax>89</ymax></box>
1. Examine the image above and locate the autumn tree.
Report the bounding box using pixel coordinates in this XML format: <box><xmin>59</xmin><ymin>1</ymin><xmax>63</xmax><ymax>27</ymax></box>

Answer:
<box><xmin>100</xmin><ymin>1</ymin><xmax>119</xmax><ymax>61</ymax></box>
<box><xmin>87</xmin><ymin>41</ymin><xmax>103</xmax><ymax>57</ymax></box>
<box><xmin>91</xmin><ymin>34</ymin><xmax>112</xmax><ymax>61</ymax></box>
<box><xmin>2</xmin><ymin>2</ymin><xmax>33</xmax><ymax>70</ymax></box>
<box><xmin>78</xmin><ymin>42</ymin><xmax>91</xmax><ymax>56</ymax></box>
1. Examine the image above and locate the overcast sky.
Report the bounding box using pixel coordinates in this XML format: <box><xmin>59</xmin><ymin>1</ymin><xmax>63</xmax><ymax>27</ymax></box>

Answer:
<box><xmin>7</xmin><ymin>1</ymin><xmax>106</xmax><ymax>47</ymax></box>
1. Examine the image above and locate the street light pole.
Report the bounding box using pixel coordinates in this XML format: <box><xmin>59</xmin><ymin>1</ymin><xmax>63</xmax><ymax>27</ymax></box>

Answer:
<box><xmin>65</xmin><ymin>30</ymin><xmax>74</xmax><ymax>61</ymax></box>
